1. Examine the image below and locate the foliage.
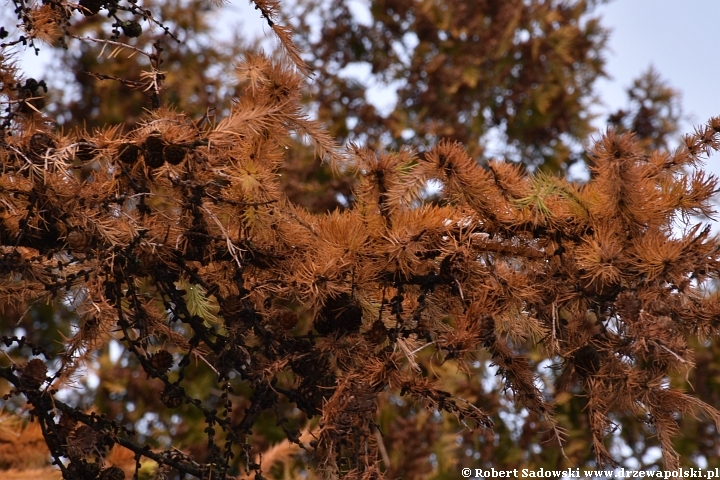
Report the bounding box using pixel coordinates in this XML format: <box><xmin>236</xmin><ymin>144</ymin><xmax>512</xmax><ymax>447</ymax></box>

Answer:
<box><xmin>1</xmin><ymin>1</ymin><xmax>720</xmax><ymax>479</ymax></box>
<box><xmin>290</xmin><ymin>0</ymin><xmax>608</xmax><ymax>171</ymax></box>
<box><xmin>607</xmin><ymin>65</ymin><xmax>683</xmax><ymax>152</ymax></box>
<box><xmin>39</xmin><ymin>0</ymin><xmax>247</xmax><ymax>129</ymax></box>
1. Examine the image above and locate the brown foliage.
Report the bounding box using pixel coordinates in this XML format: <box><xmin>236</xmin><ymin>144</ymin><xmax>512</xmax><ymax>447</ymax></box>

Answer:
<box><xmin>1</xmin><ymin>1</ymin><xmax>720</xmax><ymax>479</ymax></box>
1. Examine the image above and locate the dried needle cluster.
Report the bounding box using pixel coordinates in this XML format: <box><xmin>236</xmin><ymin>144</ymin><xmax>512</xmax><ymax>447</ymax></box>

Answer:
<box><xmin>1</xmin><ymin>1</ymin><xmax>720</xmax><ymax>479</ymax></box>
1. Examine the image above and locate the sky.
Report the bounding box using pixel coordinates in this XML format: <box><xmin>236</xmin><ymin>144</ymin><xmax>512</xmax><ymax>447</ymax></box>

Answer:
<box><xmin>594</xmin><ymin>0</ymin><xmax>720</xmax><ymax>136</ymax></box>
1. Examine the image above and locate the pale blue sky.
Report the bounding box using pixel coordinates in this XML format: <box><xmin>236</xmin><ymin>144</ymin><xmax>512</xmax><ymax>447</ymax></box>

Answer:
<box><xmin>595</xmin><ymin>0</ymin><xmax>720</xmax><ymax>133</ymax></box>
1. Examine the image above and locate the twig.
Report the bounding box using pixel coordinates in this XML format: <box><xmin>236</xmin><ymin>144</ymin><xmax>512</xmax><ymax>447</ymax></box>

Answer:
<box><xmin>374</xmin><ymin>428</ymin><xmax>391</xmax><ymax>468</ymax></box>
<box><xmin>655</xmin><ymin>342</ymin><xmax>689</xmax><ymax>364</ymax></box>
<box><xmin>201</xmin><ymin>205</ymin><xmax>244</xmax><ymax>269</ymax></box>
<box><xmin>71</xmin><ymin>35</ymin><xmax>152</xmax><ymax>59</ymax></box>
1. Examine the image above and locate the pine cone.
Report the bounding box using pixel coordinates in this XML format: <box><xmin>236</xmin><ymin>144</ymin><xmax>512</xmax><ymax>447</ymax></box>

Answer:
<box><xmin>100</xmin><ymin>466</ymin><xmax>126</xmax><ymax>480</ymax></box>
<box><xmin>69</xmin><ymin>460</ymin><xmax>101</xmax><ymax>480</ymax></box>
<box><xmin>19</xmin><ymin>358</ymin><xmax>47</xmax><ymax>388</ymax></box>
<box><xmin>57</xmin><ymin>413</ymin><xmax>78</xmax><ymax>443</ymax></box>
<box><xmin>67</xmin><ymin>425</ymin><xmax>98</xmax><ymax>459</ymax></box>
<box><xmin>120</xmin><ymin>21</ymin><xmax>142</xmax><ymax>38</ymax></box>
<box><xmin>163</xmin><ymin>144</ymin><xmax>186</xmax><ymax>165</ymax></box>
<box><xmin>144</xmin><ymin>133</ymin><xmax>165</xmax><ymax>168</ymax></box>
<box><xmin>277</xmin><ymin>310</ymin><xmax>299</xmax><ymax>330</ymax></box>
<box><xmin>150</xmin><ymin>349</ymin><xmax>174</xmax><ymax>374</ymax></box>
<box><xmin>296</xmin><ymin>375</ymin><xmax>336</xmax><ymax>416</ymax></box>
<box><xmin>573</xmin><ymin>344</ymin><xmax>601</xmax><ymax>377</ymax></box>
<box><xmin>220</xmin><ymin>294</ymin><xmax>246</xmax><ymax>326</ymax></box>
<box><xmin>118</xmin><ymin>143</ymin><xmax>139</xmax><ymax>164</ymax></box>
<box><xmin>75</xmin><ymin>140</ymin><xmax>98</xmax><ymax>162</ymax></box>
<box><xmin>161</xmin><ymin>385</ymin><xmax>184</xmax><ymax>408</ymax></box>
<box><xmin>615</xmin><ymin>291</ymin><xmax>642</xmax><ymax>322</ymax></box>
<box><xmin>79</xmin><ymin>0</ymin><xmax>103</xmax><ymax>16</ymax></box>
<box><xmin>67</xmin><ymin>229</ymin><xmax>90</xmax><ymax>251</ymax></box>
<box><xmin>314</xmin><ymin>293</ymin><xmax>362</xmax><ymax>336</ymax></box>
<box><xmin>27</xmin><ymin>132</ymin><xmax>56</xmax><ymax>163</ymax></box>
<box><xmin>365</xmin><ymin>319</ymin><xmax>388</xmax><ymax>344</ymax></box>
